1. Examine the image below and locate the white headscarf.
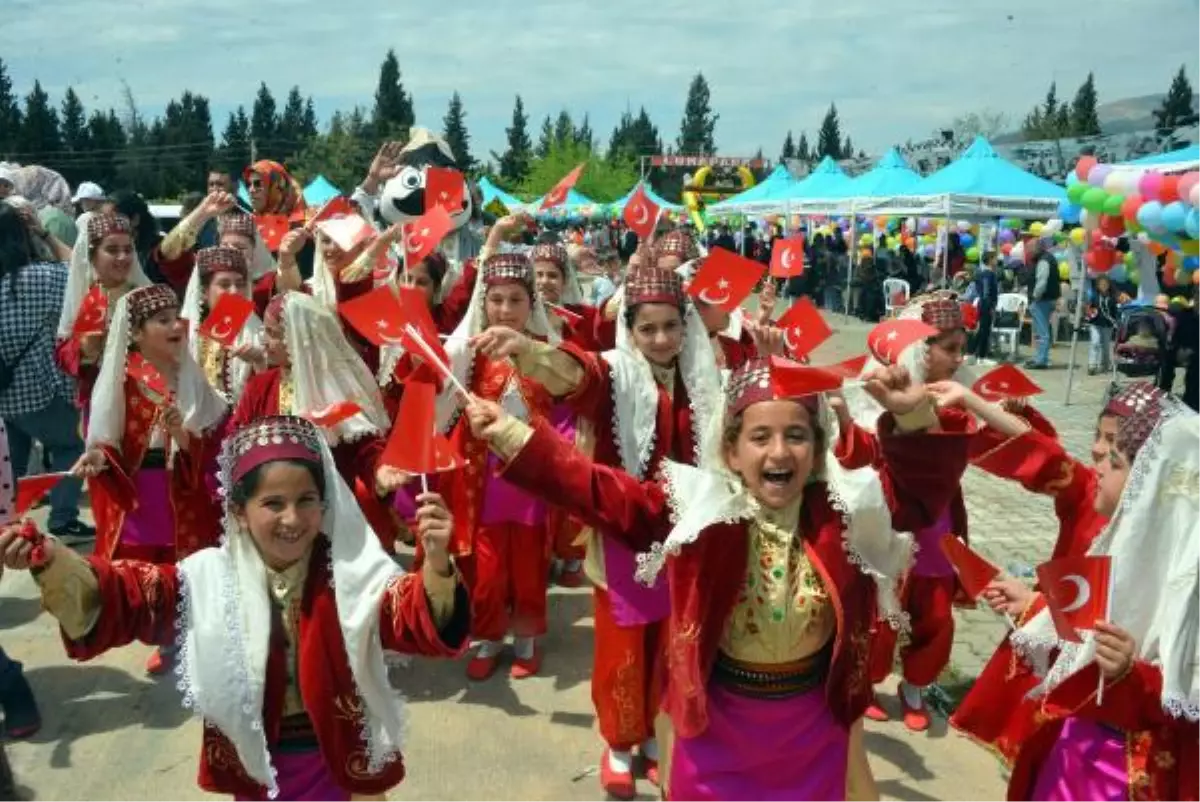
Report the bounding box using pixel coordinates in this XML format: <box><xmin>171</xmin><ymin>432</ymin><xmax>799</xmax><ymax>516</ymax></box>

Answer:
<box><xmin>635</xmin><ymin>385</ymin><xmax>912</xmax><ymax>629</ymax></box>
<box><xmin>434</xmin><ymin>257</ymin><xmax>560</xmax><ymax>432</ymax></box>
<box><xmin>86</xmin><ymin>291</ymin><xmax>228</xmax><ymax>450</ymax></box>
<box><xmin>180</xmin><ymin>266</ymin><xmax>264</xmax><ymax>403</ymax></box>
<box><xmin>1011</xmin><ymin>409</ymin><xmax>1199</xmax><ymax>721</ymax></box>
<box><xmin>56</xmin><ymin>211</ymin><xmax>151</xmax><ymax>340</ymax></box>
<box><xmin>276</xmin><ymin>292</ymin><xmax>390</xmax><ymax>445</ymax></box>
<box><xmin>176</xmin><ymin>421</ymin><xmax>407</xmax><ymax>797</ymax></box>
<box><xmin>601</xmin><ymin>291</ymin><xmax>723</xmax><ymax>480</ymax></box>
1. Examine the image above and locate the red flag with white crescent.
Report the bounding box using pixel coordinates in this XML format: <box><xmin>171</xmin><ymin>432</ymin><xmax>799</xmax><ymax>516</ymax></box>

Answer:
<box><xmin>686</xmin><ymin>247</ymin><xmax>765</xmax><ymax>313</ymax></box>
<box><xmin>972</xmin><ymin>364</ymin><xmax>1043</xmax><ymax>403</ymax></box>
<box><xmin>769</xmin><ymin>236</ymin><xmax>805</xmax><ymax>279</ymax></box>
<box><xmin>774</xmin><ymin>297</ymin><xmax>832</xmax><ymax>360</ymax></box>
<box><xmin>622</xmin><ymin>184</ymin><xmax>660</xmax><ymax>240</ymax></box>
<box><xmin>425</xmin><ymin>167</ymin><xmax>465</xmax><ymax>215</ymax></box>
<box><xmin>939</xmin><ymin>535</ymin><xmax>1001</xmax><ymax>600</ymax></box>
<box><xmin>540</xmin><ymin>163</ymin><xmax>586</xmax><ymax>211</ymax></box>
<box><xmin>1036</xmin><ymin>555</ymin><xmax>1112</xmax><ymax>642</ymax></box>
<box><xmin>302</xmin><ymin>401</ymin><xmax>363</xmax><ymax>429</ymax></box>
<box><xmin>866</xmin><ymin>319</ymin><xmax>939</xmax><ymax>365</ymax></box>
<box><xmin>73</xmin><ymin>286</ymin><xmax>109</xmax><ymax>337</ymax></box>
<box><xmin>401</xmin><ymin>206</ymin><xmax>455</xmax><ymax>267</ymax></box>
<box><xmin>197</xmin><ymin>293</ymin><xmax>254</xmax><ymax>348</ymax></box>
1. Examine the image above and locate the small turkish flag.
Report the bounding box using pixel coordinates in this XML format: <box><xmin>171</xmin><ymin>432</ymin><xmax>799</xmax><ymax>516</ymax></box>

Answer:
<box><xmin>826</xmin><ymin>354</ymin><xmax>869</xmax><ymax>379</ymax></box>
<box><xmin>317</xmin><ymin>214</ymin><xmax>372</xmax><ymax>253</ymax></box>
<box><xmin>302</xmin><ymin>401</ymin><xmax>362</xmax><ymax>429</ymax></box>
<box><xmin>307</xmin><ymin>196</ymin><xmax>356</xmax><ymax>228</ymax></box>
<box><xmin>402</xmin><ymin>205</ymin><xmax>455</xmax><ymax>267</ymax></box>
<box><xmin>769</xmin><ymin>236</ymin><xmax>805</xmax><ymax>279</ymax></box>
<box><xmin>15</xmin><ymin>473</ymin><xmax>67</xmax><ymax>516</ymax></box>
<box><xmin>687</xmin><ymin>247</ymin><xmax>765</xmax><ymax>313</ymax></box>
<box><xmin>339</xmin><ymin>286</ymin><xmax>406</xmax><ymax>347</ymax></box>
<box><xmin>255</xmin><ymin>214</ymin><xmax>291</xmax><ymax>252</ymax></box>
<box><xmin>125</xmin><ymin>353</ymin><xmax>171</xmax><ymax>400</ymax></box>
<box><xmin>73</xmin><ymin>286</ymin><xmax>108</xmax><ymax>337</ymax></box>
<box><xmin>961</xmin><ymin>302</ymin><xmax>979</xmax><ymax>331</ymax></box>
<box><xmin>381</xmin><ymin>382</ymin><xmax>461</xmax><ymax>474</ymax></box>
<box><xmin>972</xmin><ymin>364</ymin><xmax>1043</xmax><ymax>403</ymax></box>
<box><xmin>425</xmin><ymin>167</ymin><xmax>465</xmax><ymax>215</ymax></box>
<box><xmin>867</xmin><ymin>319</ymin><xmax>939</xmax><ymax>365</ymax></box>
<box><xmin>774</xmin><ymin>297</ymin><xmax>832</xmax><ymax>360</ymax></box>
<box><xmin>197</xmin><ymin>293</ymin><xmax>254</xmax><ymax>347</ymax></box>
<box><xmin>768</xmin><ymin>355</ymin><xmax>846</xmax><ymax>398</ymax></box>
<box><xmin>1036</xmin><ymin>555</ymin><xmax>1113</xmax><ymax>643</ymax></box>
<box><xmin>540</xmin><ymin>163</ymin><xmax>586</xmax><ymax>211</ymax></box>
<box><xmin>547</xmin><ymin>303</ymin><xmax>583</xmax><ymax>325</ymax></box>
<box><xmin>622</xmin><ymin>184</ymin><xmax>660</xmax><ymax>240</ymax></box>
<box><xmin>396</xmin><ymin>286</ymin><xmax>450</xmax><ymax>368</ymax></box>
<box><xmin>939</xmin><ymin>535</ymin><xmax>1000</xmax><ymax>600</ymax></box>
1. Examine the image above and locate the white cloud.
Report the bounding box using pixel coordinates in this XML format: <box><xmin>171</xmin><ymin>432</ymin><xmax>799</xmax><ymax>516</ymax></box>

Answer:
<box><xmin>3</xmin><ymin>0</ymin><xmax>1197</xmax><ymax>161</ymax></box>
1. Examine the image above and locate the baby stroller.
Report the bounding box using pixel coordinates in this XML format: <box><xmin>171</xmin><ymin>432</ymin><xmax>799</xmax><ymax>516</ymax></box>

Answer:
<box><xmin>1112</xmin><ymin>305</ymin><xmax>1170</xmax><ymax>380</ymax></box>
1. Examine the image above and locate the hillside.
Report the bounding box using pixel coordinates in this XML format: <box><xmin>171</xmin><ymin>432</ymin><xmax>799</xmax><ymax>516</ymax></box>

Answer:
<box><xmin>1096</xmin><ymin>92</ymin><xmax>1200</xmax><ymax>134</ymax></box>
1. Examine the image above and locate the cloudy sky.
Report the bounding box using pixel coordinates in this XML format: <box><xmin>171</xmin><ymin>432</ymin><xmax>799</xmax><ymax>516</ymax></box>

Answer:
<box><xmin>4</xmin><ymin>0</ymin><xmax>1198</xmax><ymax>162</ymax></box>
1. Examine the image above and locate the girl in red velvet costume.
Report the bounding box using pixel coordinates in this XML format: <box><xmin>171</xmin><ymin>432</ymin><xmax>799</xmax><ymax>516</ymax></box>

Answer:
<box><xmin>952</xmin><ymin>388</ymin><xmax>1198</xmax><ymax>801</ymax></box>
<box><xmin>463</xmin><ymin>357</ymin><xmax>974</xmax><ymax>800</ymax></box>
<box><xmin>530</xmin><ymin>240</ymin><xmax>616</xmax><ymax>351</ymax></box>
<box><xmin>230</xmin><ymin>291</ymin><xmax>408</xmax><ymax>552</ymax></box>
<box><xmin>433</xmin><ymin>249</ymin><xmax>569</xmax><ymax>682</ymax></box>
<box><xmin>72</xmin><ymin>284</ymin><xmax>228</xmax><ymax>674</ymax></box>
<box><xmin>3</xmin><ymin>415</ymin><xmax>468</xmax><ymax>801</ymax></box>
<box><xmin>54</xmin><ymin>213</ymin><xmax>150</xmax><ymax>410</ymax></box>
<box><xmin>473</xmin><ymin>263</ymin><xmax>725</xmax><ymax>797</ymax></box>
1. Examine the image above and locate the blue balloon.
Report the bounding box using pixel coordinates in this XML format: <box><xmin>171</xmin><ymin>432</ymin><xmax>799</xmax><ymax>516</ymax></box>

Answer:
<box><xmin>1183</xmin><ymin>256</ymin><xmax>1200</xmax><ymax>272</ymax></box>
<box><xmin>1058</xmin><ymin>200</ymin><xmax>1082</xmax><ymax>224</ymax></box>
<box><xmin>1108</xmin><ymin>265</ymin><xmax>1128</xmax><ymax>282</ymax></box>
<box><xmin>1161</xmin><ymin>201</ymin><xmax>1190</xmax><ymax>233</ymax></box>
<box><xmin>1138</xmin><ymin>201</ymin><xmax>1165</xmax><ymax>232</ymax></box>
<box><xmin>1186</xmin><ymin>208</ymin><xmax>1200</xmax><ymax>240</ymax></box>
<box><xmin>1066</xmin><ymin>172</ymin><xmax>1079</xmax><ymax>187</ymax></box>
<box><xmin>959</xmin><ymin>233</ymin><xmax>975</xmax><ymax>248</ymax></box>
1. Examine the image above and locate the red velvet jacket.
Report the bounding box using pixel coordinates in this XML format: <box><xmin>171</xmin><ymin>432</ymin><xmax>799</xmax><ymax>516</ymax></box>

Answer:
<box><xmin>499</xmin><ymin>412</ymin><xmax>972</xmax><ymax>738</ymax></box>
<box><xmin>558</xmin><ymin>303</ymin><xmax>617</xmax><ymax>352</ymax></box>
<box><xmin>60</xmin><ymin>538</ymin><xmax>469</xmax><ymax>797</ymax></box>
<box><xmin>715</xmin><ymin>329</ymin><xmax>757</xmax><ymax>372</ymax></box>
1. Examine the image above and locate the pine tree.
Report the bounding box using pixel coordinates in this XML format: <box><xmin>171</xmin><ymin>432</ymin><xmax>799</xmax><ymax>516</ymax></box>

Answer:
<box><xmin>85</xmin><ymin>109</ymin><xmax>125</xmax><ymax>187</ymax></box>
<box><xmin>553</xmin><ymin>110</ymin><xmax>575</xmax><ymax>148</ymax></box>
<box><xmin>535</xmin><ymin>115</ymin><xmax>554</xmax><ymax>159</ymax></box>
<box><xmin>1154</xmin><ymin>65</ymin><xmax>1199</xmax><ymax>139</ymax></box>
<box><xmin>780</xmin><ymin>130</ymin><xmax>796</xmax><ymax>163</ymax></box>
<box><xmin>17</xmin><ymin>81</ymin><xmax>61</xmax><ymax>158</ymax></box>
<box><xmin>250</xmin><ymin>83</ymin><xmax>279</xmax><ymax>154</ymax></box>
<box><xmin>1070</xmin><ymin>73</ymin><xmax>1101</xmax><ymax>136</ymax></box>
<box><xmin>493</xmin><ymin>95</ymin><xmax>532</xmax><ymax>187</ymax></box>
<box><xmin>372</xmin><ymin>49</ymin><xmax>415</xmax><ymax>141</ymax></box>
<box><xmin>796</xmin><ymin>132</ymin><xmax>811</xmax><ymax>164</ymax></box>
<box><xmin>219</xmin><ymin>106</ymin><xmax>252</xmax><ymax>173</ymax></box>
<box><xmin>60</xmin><ymin>87</ymin><xmax>89</xmax><ymax>153</ymax></box>
<box><xmin>841</xmin><ymin>136</ymin><xmax>853</xmax><ymax>160</ymax></box>
<box><xmin>1042</xmin><ymin>82</ymin><xmax>1059</xmax><ymax>125</ymax></box>
<box><xmin>676</xmin><ymin>72</ymin><xmax>718</xmax><ymax>154</ymax></box>
<box><xmin>301</xmin><ymin>98</ymin><xmax>319</xmax><ymax>142</ymax></box>
<box><xmin>279</xmin><ymin>86</ymin><xmax>308</xmax><ymax>157</ymax></box>
<box><xmin>441</xmin><ymin>91</ymin><xmax>475</xmax><ymax>172</ymax></box>
<box><xmin>575</xmin><ymin>113</ymin><xmax>594</xmax><ymax>152</ymax></box>
<box><xmin>816</xmin><ymin>104</ymin><xmax>841</xmax><ymax>159</ymax></box>
<box><xmin>1054</xmin><ymin>105</ymin><xmax>1071</xmax><ymax>138</ymax></box>
<box><xmin>0</xmin><ymin>58</ymin><xmax>21</xmax><ymax>157</ymax></box>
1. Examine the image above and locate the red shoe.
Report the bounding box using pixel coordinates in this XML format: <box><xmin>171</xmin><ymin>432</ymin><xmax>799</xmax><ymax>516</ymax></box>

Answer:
<box><xmin>864</xmin><ymin>695</ymin><xmax>890</xmax><ymax>722</ymax></box>
<box><xmin>557</xmin><ymin>565</ymin><xmax>586</xmax><ymax>589</ymax></box>
<box><xmin>466</xmin><ymin>654</ymin><xmax>500</xmax><ymax>681</ymax></box>
<box><xmin>600</xmin><ymin>749</ymin><xmax>636</xmax><ymax>800</ymax></box>
<box><xmin>510</xmin><ymin>646</ymin><xmax>542</xmax><ymax>679</ymax></box>
<box><xmin>145</xmin><ymin>647</ymin><xmax>173</xmax><ymax>675</ymax></box>
<box><xmin>900</xmin><ymin>694</ymin><xmax>931</xmax><ymax>732</ymax></box>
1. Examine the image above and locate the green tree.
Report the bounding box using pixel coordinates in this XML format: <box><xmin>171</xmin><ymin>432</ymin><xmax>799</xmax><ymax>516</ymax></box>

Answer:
<box><xmin>841</xmin><ymin>136</ymin><xmax>853</xmax><ymax>160</ymax></box>
<box><xmin>492</xmin><ymin>95</ymin><xmax>533</xmax><ymax>187</ymax></box>
<box><xmin>441</xmin><ymin>91</ymin><xmax>475</xmax><ymax>173</ymax></box>
<box><xmin>796</xmin><ymin>132</ymin><xmax>811</xmax><ymax>164</ymax></box>
<box><xmin>1154</xmin><ymin>65</ymin><xmax>1199</xmax><ymax>140</ymax></box>
<box><xmin>113</xmin><ymin>82</ymin><xmax>154</xmax><ymax>194</ymax></box>
<box><xmin>0</xmin><ymin>58</ymin><xmax>21</xmax><ymax>157</ymax></box>
<box><xmin>1070</xmin><ymin>73</ymin><xmax>1101</xmax><ymax>136</ymax></box>
<box><xmin>553</xmin><ymin>110</ymin><xmax>575</xmax><ymax>149</ymax></box>
<box><xmin>250</xmin><ymin>83</ymin><xmax>279</xmax><ymax>155</ymax></box>
<box><xmin>519</xmin><ymin>138</ymin><xmax>637</xmax><ymax>203</ymax></box>
<box><xmin>535</xmin><ymin>115</ymin><xmax>555</xmax><ymax>159</ymax></box>
<box><xmin>85</xmin><ymin>109</ymin><xmax>125</xmax><ymax>187</ymax></box>
<box><xmin>218</xmin><ymin>106</ymin><xmax>251</xmax><ymax>174</ymax></box>
<box><xmin>779</xmin><ymin>130</ymin><xmax>796</xmax><ymax>163</ymax></box>
<box><xmin>17</xmin><ymin>80</ymin><xmax>61</xmax><ymax>158</ymax></box>
<box><xmin>279</xmin><ymin>86</ymin><xmax>314</xmax><ymax>159</ymax></box>
<box><xmin>293</xmin><ymin>108</ymin><xmax>374</xmax><ymax>191</ymax></box>
<box><xmin>58</xmin><ymin>87</ymin><xmax>89</xmax><ymax>184</ymax></box>
<box><xmin>372</xmin><ymin>49</ymin><xmax>415</xmax><ymax>141</ymax></box>
<box><xmin>676</xmin><ymin>72</ymin><xmax>717</xmax><ymax>154</ymax></box>
<box><xmin>607</xmin><ymin>107</ymin><xmax>661</xmax><ymax>161</ymax></box>
<box><xmin>816</xmin><ymin>104</ymin><xmax>841</xmax><ymax>159</ymax></box>
<box><xmin>575</xmin><ymin>113</ymin><xmax>594</xmax><ymax>152</ymax></box>
<box><xmin>301</xmin><ymin>98</ymin><xmax>319</xmax><ymax>142</ymax></box>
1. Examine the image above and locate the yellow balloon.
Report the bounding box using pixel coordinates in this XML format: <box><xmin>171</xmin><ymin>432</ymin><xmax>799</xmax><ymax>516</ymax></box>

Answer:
<box><xmin>1069</xmin><ymin>227</ymin><xmax>1085</xmax><ymax>246</ymax></box>
<box><xmin>1058</xmin><ymin>261</ymin><xmax>1070</xmax><ymax>280</ymax></box>
<box><xmin>1030</xmin><ymin>222</ymin><xmax>1045</xmax><ymax>236</ymax></box>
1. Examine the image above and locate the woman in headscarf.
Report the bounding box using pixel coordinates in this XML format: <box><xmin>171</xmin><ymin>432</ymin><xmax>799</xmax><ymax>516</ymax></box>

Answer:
<box><xmin>70</xmin><ymin>284</ymin><xmax>229</xmax><ymax>674</ymax></box>
<box><xmin>530</xmin><ymin>241</ymin><xmax>615</xmax><ymax>351</ymax></box>
<box><xmin>228</xmin><ymin>291</ymin><xmax>405</xmax><ymax>553</ymax></box>
<box><xmin>433</xmin><ymin>249</ymin><xmax>568</xmax><ymax>682</ymax></box>
<box><xmin>464</xmin><ymin>357</ymin><xmax>974</xmax><ymax>801</ymax></box>
<box><xmin>54</xmin><ymin>213</ymin><xmax>151</xmax><ymax>411</ymax></box>
<box><xmin>245</xmin><ymin>160</ymin><xmax>313</xmax><ymax>278</ymax></box>
<box><xmin>179</xmin><ymin>246</ymin><xmax>266</xmax><ymax>404</ymax></box>
<box><xmin>471</xmin><ymin>262</ymin><xmax>724</xmax><ymax>797</ymax></box>
<box><xmin>952</xmin><ymin>387</ymin><xmax>1198</xmax><ymax>801</ymax></box>
<box><xmin>1</xmin><ymin>414</ymin><xmax>469</xmax><ymax>801</ymax></box>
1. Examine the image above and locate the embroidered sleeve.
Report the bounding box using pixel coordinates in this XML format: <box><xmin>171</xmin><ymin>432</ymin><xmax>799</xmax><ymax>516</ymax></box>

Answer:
<box><xmin>378</xmin><ymin>572</ymin><xmax>469</xmax><ymax>655</ymax></box>
<box><xmin>488</xmin><ymin>416</ymin><xmax>535</xmax><ymax>462</ymax></box>
<box><xmin>34</xmin><ymin>546</ymin><xmax>101</xmax><ymax>640</ymax></box>
<box><xmin>514</xmin><ymin>340</ymin><xmax>585</xmax><ymax>398</ymax></box>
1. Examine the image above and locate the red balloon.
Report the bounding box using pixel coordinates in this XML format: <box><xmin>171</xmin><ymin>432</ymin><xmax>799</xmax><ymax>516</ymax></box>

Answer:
<box><xmin>1099</xmin><ymin>214</ymin><xmax>1126</xmax><ymax>237</ymax></box>
<box><xmin>1075</xmin><ymin>156</ymin><xmax>1098</xmax><ymax>182</ymax></box>
<box><xmin>1121</xmin><ymin>193</ymin><xmax>1143</xmax><ymax>222</ymax></box>
<box><xmin>1086</xmin><ymin>248</ymin><xmax>1116</xmax><ymax>272</ymax></box>
<box><xmin>1159</xmin><ymin>175</ymin><xmax>1181</xmax><ymax>203</ymax></box>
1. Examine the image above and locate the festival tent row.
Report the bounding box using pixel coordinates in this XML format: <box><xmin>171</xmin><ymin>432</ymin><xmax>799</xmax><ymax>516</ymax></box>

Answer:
<box><xmin>707</xmin><ymin>164</ymin><xmax>799</xmax><ymax>215</ymax></box>
<box><xmin>478</xmin><ymin>176</ymin><xmax>524</xmax><ymax>211</ymax></box>
<box><xmin>1117</xmin><ymin>143</ymin><xmax>1200</xmax><ymax>173</ymax></box>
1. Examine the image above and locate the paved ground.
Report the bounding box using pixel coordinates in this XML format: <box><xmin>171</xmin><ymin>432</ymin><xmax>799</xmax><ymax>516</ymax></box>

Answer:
<box><xmin>0</xmin><ymin>318</ymin><xmax>1119</xmax><ymax>801</ymax></box>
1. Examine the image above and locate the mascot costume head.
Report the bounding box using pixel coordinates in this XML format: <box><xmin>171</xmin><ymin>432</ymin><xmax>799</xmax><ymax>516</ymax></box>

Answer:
<box><xmin>377</xmin><ymin>127</ymin><xmax>482</xmax><ymax>266</ymax></box>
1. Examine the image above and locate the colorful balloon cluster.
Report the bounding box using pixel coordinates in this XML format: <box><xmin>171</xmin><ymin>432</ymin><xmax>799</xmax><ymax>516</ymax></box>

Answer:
<box><xmin>1060</xmin><ymin>156</ymin><xmax>1200</xmax><ymax>284</ymax></box>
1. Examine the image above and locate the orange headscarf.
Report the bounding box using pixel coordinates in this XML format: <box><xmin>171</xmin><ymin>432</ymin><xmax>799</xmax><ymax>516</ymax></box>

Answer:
<box><xmin>243</xmin><ymin>160</ymin><xmax>307</xmax><ymax>221</ymax></box>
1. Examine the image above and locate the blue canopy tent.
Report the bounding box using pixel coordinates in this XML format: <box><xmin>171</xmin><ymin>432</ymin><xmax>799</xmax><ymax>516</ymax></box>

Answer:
<box><xmin>707</xmin><ymin>165</ymin><xmax>796</xmax><ymax>215</ymax></box>
<box><xmin>528</xmin><ymin>188</ymin><xmax>600</xmax><ymax>219</ymax></box>
<box><xmin>610</xmin><ymin>181</ymin><xmax>682</xmax><ymax>212</ymax></box>
<box><xmin>1117</xmin><ymin>144</ymin><xmax>1199</xmax><ymax>174</ymax></box>
<box><xmin>853</xmin><ymin>137</ymin><xmax>1065</xmax><ymax>219</ymax></box>
<box><xmin>478</xmin><ymin>176</ymin><xmax>524</xmax><ymax>211</ymax></box>
<box><xmin>303</xmin><ymin>175</ymin><xmax>341</xmax><ymax>206</ymax></box>
<box><xmin>779</xmin><ymin>157</ymin><xmax>854</xmax><ymax>208</ymax></box>
<box><xmin>793</xmin><ymin>149</ymin><xmax>921</xmax><ymax>214</ymax></box>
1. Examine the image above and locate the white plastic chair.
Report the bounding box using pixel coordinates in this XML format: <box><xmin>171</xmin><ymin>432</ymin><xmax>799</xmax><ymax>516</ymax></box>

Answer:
<box><xmin>993</xmin><ymin>293</ymin><xmax>1028</xmax><ymax>360</ymax></box>
<box><xmin>883</xmin><ymin>278</ymin><xmax>911</xmax><ymax>317</ymax></box>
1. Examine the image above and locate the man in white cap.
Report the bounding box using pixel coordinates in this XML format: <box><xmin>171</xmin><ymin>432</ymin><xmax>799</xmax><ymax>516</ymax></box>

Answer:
<box><xmin>70</xmin><ymin>181</ymin><xmax>107</xmax><ymax>216</ymax></box>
